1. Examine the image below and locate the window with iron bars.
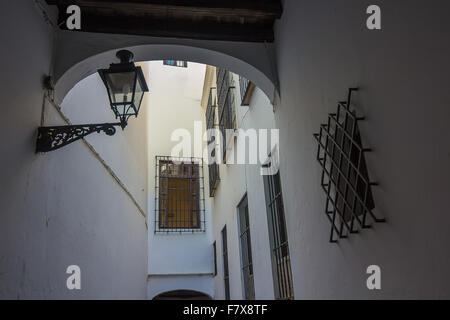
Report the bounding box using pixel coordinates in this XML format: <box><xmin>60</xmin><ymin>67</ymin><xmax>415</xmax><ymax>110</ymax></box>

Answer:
<box><xmin>222</xmin><ymin>226</ymin><xmax>230</xmax><ymax>300</ymax></box>
<box><xmin>239</xmin><ymin>75</ymin><xmax>256</xmax><ymax>106</ymax></box>
<box><xmin>216</xmin><ymin>67</ymin><xmax>236</xmax><ymax>162</ymax></box>
<box><xmin>206</xmin><ymin>88</ymin><xmax>220</xmax><ymax>197</ymax></box>
<box><xmin>154</xmin><ymin>156</ymin><xmax>206</xmax><ymax>233</ymax></box>
<box><xmin>213</xmin><ymin>241</ymin><xmax>218</xmax><ymax>276</ymax></box>
<box><xmin>237</xmin><ymin>194</ymin><xmax>255</xmax><ymax>300</ymax></box>
<box><xmin>163</xmin><ymin>60</ymin><xmax>188</xmax><ymax>68</ymax></box>
<box><xmin>263</xmin><ymin>166</ymin><xmax>294</xmax><ymax>300</ymax></box>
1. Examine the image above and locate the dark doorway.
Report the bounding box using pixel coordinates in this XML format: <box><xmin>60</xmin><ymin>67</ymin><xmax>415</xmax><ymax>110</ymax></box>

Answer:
<box><xmin>153</xmin><ymin>290</ymin><xmax>212</xmax><ymax>300</ymax></box>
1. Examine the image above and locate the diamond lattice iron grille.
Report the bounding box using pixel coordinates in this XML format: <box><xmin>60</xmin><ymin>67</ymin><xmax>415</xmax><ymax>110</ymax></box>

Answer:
<box><xmin>314</xmin><ymin>88</ymin><xmax>385</xmax><ymax>243</ymax></box>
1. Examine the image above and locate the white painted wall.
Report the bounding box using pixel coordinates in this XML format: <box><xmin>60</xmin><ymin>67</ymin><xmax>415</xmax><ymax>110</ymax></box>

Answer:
<box><xmin>146</xmin><ymin>61</ymin><xmax>214</xmax><ymax>299</ymax></box>
<box><xmin>205</xmin><ymin>70</ymin><xmax>278</xmax><ymax>300</ymax></box>
<box><xmin>274</xmin><ymin>0</ymin><xmax>450</xmax><ymax>299</ymax></box>
<box><xmin>0</xmin><ymin>1</ymin><xmax>148</xmax><ymax>299</ymax></box>
<box><xmin>3</xmin><ymin>0</ymin><xmax>450</xmax><ymax>300</ymax></box>
<box><xmin>148</xmin><ymin>275</ymin><xmax>214</xmax><ymax>300</ymax></box>
<box><xmin>240</xmin><ymin>88</ymin><xmax>278</xmax><ymax>300</ymax></box>
<box><xmin>62</xmin><ymin>71</ymin><xmax>148</xmax><ymax>212</ymax></box>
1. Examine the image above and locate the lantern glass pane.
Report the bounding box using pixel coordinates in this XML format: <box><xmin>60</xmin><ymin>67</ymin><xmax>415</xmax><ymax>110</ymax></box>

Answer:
<box><xmin>105</xmin><ymin>71</ymin><xmax>136</xmax><ymax>105</ymax></box>
<box><xmin>133</xmin><ymin>76</ymin><xmax>145</xmax><ymax>113</ymax></box>
<box><xmin>117</xmin><ymin>104</ymin><xmax>137</xmax><ymax>115</ymax></box>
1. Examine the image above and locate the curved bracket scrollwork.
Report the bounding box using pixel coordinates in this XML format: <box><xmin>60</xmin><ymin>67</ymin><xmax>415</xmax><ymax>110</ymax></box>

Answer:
<box><xmin>36</xmin><ymin>123</ymin><xmax>121</xmax><ymax>153</ymax></box>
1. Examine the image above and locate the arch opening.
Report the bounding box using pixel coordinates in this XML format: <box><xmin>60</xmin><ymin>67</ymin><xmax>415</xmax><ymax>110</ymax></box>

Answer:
<box><xmin>54</xmin><ymin>43</ymin><xmax>278</xmax><ymax>106</ymax></box>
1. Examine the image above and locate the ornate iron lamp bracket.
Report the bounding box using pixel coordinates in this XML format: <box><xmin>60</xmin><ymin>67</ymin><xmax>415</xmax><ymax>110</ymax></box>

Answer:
<box><xmin>36</xmin><ymin>122</ymin><xmax>122</xmax><ymax>153</ymax></box>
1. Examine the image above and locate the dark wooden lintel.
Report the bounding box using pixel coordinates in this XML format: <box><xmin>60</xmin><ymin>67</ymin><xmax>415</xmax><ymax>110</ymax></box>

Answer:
<box><xmin>46</xmin><ymin>0</ymin><xmax>282</xmax><ymax>18</ymax></box>
<box><xmin>45</xmin><ymin>0</ymin><xmax>282</xmax><ymax>42</ymax></box>
<box><xmin>60</xmin><ymin>13</ymin><xmax>275</xmax><ymax>42</ymax></box>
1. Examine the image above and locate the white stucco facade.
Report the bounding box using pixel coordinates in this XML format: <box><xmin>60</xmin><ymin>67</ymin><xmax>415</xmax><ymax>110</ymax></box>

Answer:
<box><xmin>202</xmin><ymin>69</ymin><xmax>279</xmax><ymax>300</ymax></box>
<box><xmin>273</xmin><ymin>0</ymin><xmax>450</xmax><ymax>299</ymax></box>
<box><xmin>1</xmin><ymin>0</ymin><xmax>450</xmax><ymax>300</ymax></box>
<box><xmin>145</xmin><ymin>62</ymin><xmax>214</xmax><ymax>299</ymax></box>
<box><xmin>0</xmin><ymin>1</ymin><xmax>148</xmax><ymax>298</ymax></box>
<box><xmin>145</xmin><ymin>63</ymin><xmax>279</xmax><ymax>300</ymax></box>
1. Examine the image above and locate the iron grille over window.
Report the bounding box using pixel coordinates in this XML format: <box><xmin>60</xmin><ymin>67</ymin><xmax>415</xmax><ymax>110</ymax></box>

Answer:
<box><xmin>314</xmin><ymin>88</ymin><xmax>385</xmax><ymax>243</ymax></box>
<box><xmin>239</xmin><ymin>75</ymin><xmax>256</xmax><ymax>106</ymax></box>
<box><xmin>213</xmin><ymin>241</ymin><xmax>218</xmax><ymax>277</ymax></box>
<box><xmin>222</xmin><ymin>226</ymin><xmax>230</xmax><ymax>300</ymax></box>
<box><xmin>163</xmin><ymin>60</ymin><xmax>188</xmax><ymax>68</ymax></box>
<box><xmin>206</xmin><ymin>88</ymin><xmax>220</xmax><ymax>197</ymax></box>
<box><xmin>263</xmin><ymin>168</ymin><xmax>294</xmax><ymax>300</ymax></box>
<box><xmin>216</xmin><ymin>68</ymin><xmax>236</xmax><ymax>162</ymax></box>
<box><xmin>238</xmin><ymin>195</ymin><xmax>255</xmax><ymax>300</ymax></box>
<box><xmin>154</xmin><ymin>156</ymin><xmax>205</xmax><ymax>233</ymax></box>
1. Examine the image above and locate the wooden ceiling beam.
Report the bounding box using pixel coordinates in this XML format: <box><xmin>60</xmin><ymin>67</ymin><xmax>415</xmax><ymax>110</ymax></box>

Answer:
<box><xmin>45</xmin><ymin>0</ymin><xmax>282</xmax><ymax>42</ymax></box>
<box><xmin>57</xmin><ymin>13</ymin><xmax>275</xmax><ymax>42</ymax></box>
<box><xmin>45</xmin><ymin>0</ymin><xmax>283</xmax><ymax>18</ymax></box>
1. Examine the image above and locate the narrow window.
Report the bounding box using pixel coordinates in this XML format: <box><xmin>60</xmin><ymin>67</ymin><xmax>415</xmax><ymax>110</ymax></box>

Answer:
<box><xmin>327</xmin><ymin>117</ymin><xmax>375</xmax><ymax>223</ymax></box>
<box><xmin>237</xmin><ymin>194</ymin><xmax>255</xmax><ymax>300</ymax></box>
<box><xmin>163</xmin><ymin>60</ymin><xmax>188</xmax><ymax>68</ymax></box>
<box><xmin>216</xmin><ymin>67</ymin><xmax>236</xmax><ymax>162</ymax></box>
<box><xmin>206</xmin><ymin>88</ymin><xmax>220</xmax><ymax>196</ymax></box>
<box><xmin>263</xmin><ymin>168</ymin><xmax>294</xmax><ymax>300</ymax></box>
<box><xmin>239</xmin><ymin>75</ymin><xmax>256</xmax><ymax>106</ymax></box>
<box><xmin>213</xmin><ymin>241</ymin><xmax>217</xmax><ymax>277</ymax></box>
<box><xmin>222</xmin><ymin>226</ymin><xmax>230</xmax><ymax>300</ymax></box>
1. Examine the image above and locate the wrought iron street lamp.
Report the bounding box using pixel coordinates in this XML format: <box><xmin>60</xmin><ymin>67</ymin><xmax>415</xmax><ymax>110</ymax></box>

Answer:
<box><xmin>36</xmin><ymin>50</ymin><xmax>149</xmax><ymax>153</ymax></box>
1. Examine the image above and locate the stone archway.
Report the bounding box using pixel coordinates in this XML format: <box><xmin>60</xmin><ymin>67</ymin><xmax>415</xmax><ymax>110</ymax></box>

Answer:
<box><xmin>52</xmin><ymin>33</ymin><xmax>279</xmax><ymax>105</ymax></box>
